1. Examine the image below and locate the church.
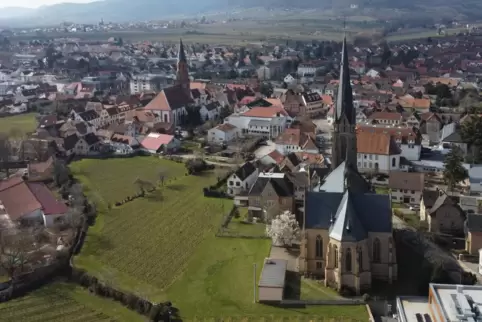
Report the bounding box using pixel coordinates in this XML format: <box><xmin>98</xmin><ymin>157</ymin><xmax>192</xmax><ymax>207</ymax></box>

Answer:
<box><xmin>298</xmin><ymin>36</ymin><xmax>397</xmax><ymax>294</ymax></box>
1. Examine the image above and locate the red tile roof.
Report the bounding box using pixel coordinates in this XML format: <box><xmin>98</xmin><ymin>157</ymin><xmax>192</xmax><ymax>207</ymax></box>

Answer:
<box><xmin>357</xmin><ymin>131</ymin><xmax>400</xmax><ymax>155</ymax></box>
<box><xmin>140</xmin><ymin>133</ymin><xmax>175</xmax><ymax>151</ymax></box>
<box><xmin>27</xmin><ymin>183</ymin><xmax>68</xmax><ymax>215</ymax></box>
<box><xmin>0</xmin><ymin>177</ymin><xmax>41</xmax><ymax>221</ymax></box>
<box><xmin>242</xmin><ymin>106</ymin><xmax>288</xmax><ymax>118</ymax></box>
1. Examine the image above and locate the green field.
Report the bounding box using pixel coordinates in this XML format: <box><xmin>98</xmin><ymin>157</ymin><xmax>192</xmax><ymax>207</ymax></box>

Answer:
<box><xmin>72</xmin><ymin>157</ymin><xmax>368</xmax><ymax>320</ymax></box>
<box><xmin>0</xmin><ymin>282</ymin><xmax>143</xmax><ymax>322</ymax></box>
<box><xmin>0</xmin><ymin>113</ymin><xmax>37</xmax><ymax>136</ymax></box>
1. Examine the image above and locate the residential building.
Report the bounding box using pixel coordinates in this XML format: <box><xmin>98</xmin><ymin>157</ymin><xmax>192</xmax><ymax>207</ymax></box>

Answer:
<box><xmin>468</xmin><ymin>166</ymin><xmax>482</xmax><ymax>194</ymax></box>
<box><xmin>357</xmin><ymin>125</ymin><xmax>422</xmax><ymax>161</ymax></box>
<box><xmin>247</xmin><ymin>172</ymin><xmax>294</xmax><ymax>221</ymax></box>
<box><xmin>300</xmin><ymin>36</ymin><xmax>396</xmax><ymax>295</ymax></box>
<box><xmin>396</xmin><ymin>284</ymin><xmax>482</xmax><ymax>322</ymax></box>
<box><xmin>420</xmin><ymin>189</ymin><xmax>466</xmax><ymax>235</ymax></box>
<box><xmin>200</xmin><ymin>101</ymin><xmax>221</xmax><ymax>121</ymax></box>
<box><xmin>207</xmin><ymin>123</ymin><xmax>241</xmax><ymax>144</ymax></box>
<box><xmin>140</xmin><ymin>133</ymin><xmax>180</xmax><ymax>154</ymax></box>
<box><xmin>368</xmin><ymin>111</ymin><xmax>403</xmax><ymax>125</ymax></box>
<box><xmin>227</xmin><ymin>162</ymin><xmax>259</xmax><ymax>196</ymax></box>
<box><xmin>224</xmin><ymin>106</ymin><xmax>291</xmax><ymax>139</ymax></box>
<box><xmin>129</xmin><ymin>74</ymin><xmax>173</xmax><ymax>94</ymax></box>
<box><xmin>388</xmin><ymin>171</ymin><xmax>424</xmax><ymax>204</ymax></box>
<box><xmin>438</xmin><ymin>122</ymin><xmax>467</xmax><ymax>156</ymax></box>
<box><xmin>275</xmin><ymin>128</ymin><xmax>318</xmax><ymax>155</ymax></box>
<box><xmin>0</xmin><ymin>176</ymin><xmax>68</xmax><ymax>227</ymax></box>
<box><xmin>356</xmin><ymin>131</ymin><xmax>401</xmax><ymax>174</ymax></box>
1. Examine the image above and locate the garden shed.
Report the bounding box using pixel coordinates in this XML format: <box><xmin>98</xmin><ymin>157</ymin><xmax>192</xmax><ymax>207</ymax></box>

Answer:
<box><xmin>258</xmin><ymin>258</ymin><xmax>287</xmax><ymax>302</ymax></box>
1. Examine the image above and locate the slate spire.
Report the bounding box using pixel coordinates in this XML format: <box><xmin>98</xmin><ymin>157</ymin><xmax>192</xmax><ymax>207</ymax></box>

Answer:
<box><xmin>178</xmin><ymin>38</ymin><xmax>187</xmax><ymax>63</ymax></box>
<box><xmin>335</xmin><ymin>35</ymin><xmax>355</xmax><ymax>125</ymax></box>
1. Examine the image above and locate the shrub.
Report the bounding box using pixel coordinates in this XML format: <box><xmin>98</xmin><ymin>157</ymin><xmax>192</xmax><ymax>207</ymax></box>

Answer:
<box><xmin>136</xmin><ymin>299</ymin><xmax>150</xmax><ymax>315</ymax></box>
<box><xmin>149</xmin><ymin>304</ymin><xmax>162</xmax><ymax>321</ymax></box>
<box><xmin>234</xmin><ymin>207</ymin><xmax>240</xmax><ymax>218</ymax></box>
<box><xmin>113</xmin><ymin>290</ymin><xmax>124</xmax><ymax>302</ymax></box>
<box><xmin>362</xmin><ymin>293</ymin><xmax>371</xmax><ymax>302</ymax></box>
<box><xmin>126</xmin><ymin>293</ymin><xmax>138</xmax><ymax>309</ymax></box>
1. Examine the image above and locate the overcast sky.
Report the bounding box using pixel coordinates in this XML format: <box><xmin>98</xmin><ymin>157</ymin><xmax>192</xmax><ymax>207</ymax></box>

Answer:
<box><xmin>0</xmin><ymin>0</ymin><xmax>96</xmax><ymax>8</ymax></box>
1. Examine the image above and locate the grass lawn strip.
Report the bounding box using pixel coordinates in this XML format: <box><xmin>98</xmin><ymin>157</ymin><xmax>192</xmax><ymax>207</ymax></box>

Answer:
<box><xmin>0</xmin><ymin>113</ymin><xmax>37</xmax><ymax>135</ymax></box>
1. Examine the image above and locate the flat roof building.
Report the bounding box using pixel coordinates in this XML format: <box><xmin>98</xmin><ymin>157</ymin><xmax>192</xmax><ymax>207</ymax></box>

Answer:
<box><xmin>397</xmin><ymin>284</ymin><xmax>482</xmax><ymax>322</ymax></box>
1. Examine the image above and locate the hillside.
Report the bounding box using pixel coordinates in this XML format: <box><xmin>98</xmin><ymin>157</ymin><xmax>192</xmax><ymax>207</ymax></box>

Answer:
<box><xmin>1</xmin><ymin>0</ymin><xmax>482</xmax><ymax>26</ymax></box>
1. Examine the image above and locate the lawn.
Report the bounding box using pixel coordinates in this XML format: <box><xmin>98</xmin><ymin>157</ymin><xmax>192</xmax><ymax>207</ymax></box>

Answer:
<box><xmin>73</xmin><ymin>157</ymin><xmax>368</xmax><ymax>320</ymax></box>
<box><xmin>0</xmin><ymin>113</ymin><xmax>37</xmax><ymax>136</ymax></box>
<box><xmin>70</xmin><ymin>157</ymin><xmax>187</xmax><ymax>204</ymax></box>
<box><xmin>0</xmin><ymin>282</ymin><xmax>143</xmax><ymax>322</ymax></box>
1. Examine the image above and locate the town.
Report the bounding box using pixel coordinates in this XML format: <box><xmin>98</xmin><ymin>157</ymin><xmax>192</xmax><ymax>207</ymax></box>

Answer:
<box><xmin>0</xmin><ymin>25</ymin><xmax>482</xmax><ymax>322</ymax></box>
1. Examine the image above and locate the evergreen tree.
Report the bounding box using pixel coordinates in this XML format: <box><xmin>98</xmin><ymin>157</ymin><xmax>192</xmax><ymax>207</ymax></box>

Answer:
<box><xmin>443</xmin><ymin>146</ymin><xmax>468</xmax><ymax>192</ymax></box>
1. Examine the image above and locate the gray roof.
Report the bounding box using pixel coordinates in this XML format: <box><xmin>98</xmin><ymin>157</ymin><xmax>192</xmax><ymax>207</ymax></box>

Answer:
<box><xmin>334</xmin><ymin>35</ymin><xmax>355</xmax><ymax>125</ymax></box>
<box><xmin>305</xmin><ymin>191</ymin><xmax>392</xmax><ymax>236</ymax></box>
<box><xmin>466</xmin><ymin>214</ymin><xmax>482</xmax><ymax>233</ymax></box>
<box><xmin>329</xmin><ymin>190</ymin><xmax>368</xmax><ymax>242</ymax></box>
<box><xmin>318</xmin><ymin>161</ymin><xmax>370</xmax><ymax>193</ymax></box>
<box><xmin>258</xmin><ymin>258</ymin><xmax>287</xmax><ymax>288</ymax></box>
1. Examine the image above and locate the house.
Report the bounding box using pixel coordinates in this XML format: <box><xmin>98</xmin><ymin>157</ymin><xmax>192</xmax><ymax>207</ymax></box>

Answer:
<box><xmin>227</xmin><ymin>162</ymin><xmax>259</xmax><ymax>197</ymax></box>
<box><xmin>0</xmin><ymin>176</ymin><xmax>68</xmax><ymax>227</ymax></box>
<box><xmin>200</xmin><ymin>101</ymin><xmax>221</xmax><ymax>121</ymax></box>
<box><xmin>418</xmin><ymin>112</ymin><xmax>443</xmax><ymax>144</ymax></box>
<box><xmin>110</xmin><ymin>134</ymin><xmax>140</xmax><ymax>155</ymax></box>
<box><xmin>63</xmin><ymin>133</ymin><xmax>99</xmax><ymax>156</ymax></box>
<box><xmin>275</xmin><ymin>128</ymin><xmax>318</xmax><ymax>155</ymax></box>
<box><xmin>438</xmin><ymin>123</ymin><xmax>467</xmax><ymax>156</ymax></box>
<box><xmin>419</xmin><ymin>189</ymin><xmax>465</xmax><ymax>235</ymax></box>
<box><xmin>468</xmin><ymin>166</ymin><xmax>482</xmax><ymax>194</ymax></box>
<box><xmin>247</xmin><ymin>172</ymin><xmax>294</xmax><ymax>220</ymax></box>
<box><xmin>356</xmin><ymin>131</ymin><xmax>401</xmax><ymax>174</ymax></box>
<box><xmin>368</xmin><ymin>112</ymin><xmax>403</xmax><ymax>125</ymax></box>
<box><xmin>207</xmin><ymin>123</ymin><xmax>241</xmax><ymax>143</ymax></box>
<box><xmin>224</xmin><ymin>106</ymin><xmax>291</xmax><ymax>139</ymax></box>
<box><xmin>140</xmin><ymin>133</ymin><xmax>180</xmax><ymax>154</ymax></box>
<box><xmin>357</xmin><ymin>125</ymin><xmax>422</xmax><ymax>161</ymax></box>
<box><xmin>388</xmin><ymin>171</ymin><xmax>424</xmax><ymax>205</ymax></box>
<box><xmin>283</xmin><ymin>74</ymin><xmax>297</xmax><ymax>86</ymax></box>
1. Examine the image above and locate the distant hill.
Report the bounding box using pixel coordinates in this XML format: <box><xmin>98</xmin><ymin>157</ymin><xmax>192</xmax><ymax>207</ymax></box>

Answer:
<box><xmin>1</xmin><ymin>0</ymin><xmax>482</xmax><ymax>26</ymax></box>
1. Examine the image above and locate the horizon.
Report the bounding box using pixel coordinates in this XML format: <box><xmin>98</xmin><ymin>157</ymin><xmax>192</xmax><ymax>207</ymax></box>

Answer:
<box><xmin>0</xmin><ymin>0</ymin><xmax>98</xmax><ymax>9</ymax></box>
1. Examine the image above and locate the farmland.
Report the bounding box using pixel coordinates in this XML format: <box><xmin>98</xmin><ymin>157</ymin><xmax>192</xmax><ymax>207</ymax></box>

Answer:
<box><xmin>72</xmin><ymin>157</ymin><xmax>368</xmax><ymax>320</ymax></box>
<box><xmin>0</xmin><ymin>282</ymin><xmax>143</xmax><ymax>322</ymax></box>
<box><xmin>0</xmin><ymin>113</ymin><xmax>37</xmax><ymax>136</ymax></box>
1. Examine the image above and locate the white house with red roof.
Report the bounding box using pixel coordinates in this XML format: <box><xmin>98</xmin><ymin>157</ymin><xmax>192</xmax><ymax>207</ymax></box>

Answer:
<box><xmin>140</xmin><ymin>133</ymin><xmax>180</xmax><ymax>154</ymax></box>
<box><xmin>208</xmin><ymin>123</ymin><xmax>241</xmax><ymax>143</ymax></box>
<box><xmin>223</xmin><ymin>106</ymin><xmax>292</xmax><ymax>139</ymax></box>
<box><xmin>0</xmin><ymin>176</ymin><xmax>68</xmax><ymax>228</ymax></box>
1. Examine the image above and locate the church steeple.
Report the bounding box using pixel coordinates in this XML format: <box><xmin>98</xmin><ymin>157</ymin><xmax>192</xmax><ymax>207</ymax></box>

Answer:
<box><xmin>331</xmin><ymin>35</ymin><xmax>358</xmax><ymax>171</ymax></box>
<box><xmin>334</xmin><ymin>35</ymin><xmax>355</xmax><ymax>125</ymax></box>
<box><xmin>176</xmin><ymin>38</ymin><xmax>190</xmax><ymax>96</ymax></box>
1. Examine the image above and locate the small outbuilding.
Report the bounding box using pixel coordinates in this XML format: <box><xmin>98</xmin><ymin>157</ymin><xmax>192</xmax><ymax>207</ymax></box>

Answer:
<box><xmin>258</xmin><ymin>258</ymin><xmax>287</xmax><ymax>302</ymax></box>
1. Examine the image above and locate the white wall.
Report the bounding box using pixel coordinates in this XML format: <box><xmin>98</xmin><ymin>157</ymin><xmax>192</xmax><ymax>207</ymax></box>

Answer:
<box><xmin>357</xmin><ymin>153</ymin><xmax>400</xmax><ymax>173</ymax></box>
<box><xmin>400</xmin><ymin>144</ymin><xmax>421</xmax><ymax>161</ymax></box>
<box><xmin>43</xmin><ymin>213</ymin><xmax>66</xmax><ymax>227</ymax></box>
<box><xmin>390</xmin><ymin>190</ymin><xmax>422</xmax><ymax>204</ymax></box>
<box><xmin>227</xmin><ymin>169</ymin><xmax>259</xmax><ymax>195</ymax></box>
<box><xmin>207</xmin><ymin>128</ymin><xmax>241</xmax><ymax>143</ymax></box>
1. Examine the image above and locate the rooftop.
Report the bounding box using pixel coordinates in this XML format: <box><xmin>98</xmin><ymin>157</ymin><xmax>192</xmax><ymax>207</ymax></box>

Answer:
<box><xmin>397</xmin><ymin>296</ymin><xmax>431</xmax><ymax>322</ymax></box>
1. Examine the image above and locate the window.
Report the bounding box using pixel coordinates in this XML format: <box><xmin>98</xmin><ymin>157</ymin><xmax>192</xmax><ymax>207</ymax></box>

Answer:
<box><xmin>358</xmin><ymin>248</ymin><xmax>363</xmax><ymax>270</ymax></box>
<box><xmin>316</xmin><ymin>261</ymin><xmax>322</xmax><ymax>269</ymax></box>
<box><xmin>364</xmin><ymin>155</ymin><xmax>367</xmax><ymax>159</ymax></box>
<box><xmin>358</xmin><ymin>162</ymin><xmax>361</xmax><ymax>167</ymax></box>
<box><xmin>333</xmin><ymin>245</ymin><xmax>338</xmax><ymax>268</ymax></box>
<box><xmin>375</xmin><ymin>155</ymin><xmax>378</xmax><ymax>160</ymax></box>
<box><xmin>373</xmin><ymin>238</ymin><xmax>381</xmax><ymax>263</ymax></box>
<box><xmin>315</xmin><ymin>235</ymin><xmax>323</xmax><ymax>258</ymax></box>
<box><xmin>411</xmin><ymin>190</ymin><xmax>415</xmax><ymax>194</ymax></box>
<box><xmin>392</xmin><ymin>157</ymin><xmax>396</xmax><ymax>167</ymax></box>
<box><xmin>345</xmin><ymin>248</ymin><xmax>352</xmax><ymax>272</ymax></box>
<box><xmin>369</xmin><ymin>154</ymin><xmax>372</xmax><ymax>160</ymax></box>
<box><xmin>236</xmin><ymin>182</ymin><xmax>240</xmax><ymax>187</ymax></box>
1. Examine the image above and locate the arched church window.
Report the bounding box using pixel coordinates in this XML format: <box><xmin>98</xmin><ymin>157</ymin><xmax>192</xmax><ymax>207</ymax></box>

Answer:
<box><xmin>373</xmin><ymin>238</ymin><xmax>381</xmax><ymax>263</ymax></box>
<box><xmin>315</xmin><ymin>235</ymin><xmax>323</xmax><ymax>258</ymax></box>
<box><xmin>345</xmin><ymin>248</ymin><xmax>352</xmax><ymax>272</ymax></box>
<box><xmin>333</xmin><ymin>245</ymin><xmax>338</xmax><ymax>268</ymax></box>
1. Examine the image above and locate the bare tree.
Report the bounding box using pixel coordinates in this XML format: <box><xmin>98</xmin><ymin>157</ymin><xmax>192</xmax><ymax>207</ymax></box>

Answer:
<box><xmin>134</xmin><ymin>178</ymin><xmax>154</xmax><ymax>194</ymax></box>
<box><xmin>158</xmin><ymin>169</ymin><xmax>167</xmax><ymax>186</ymax></box>
<box><xmin>0</xmin><ymin>228</ymin><xmax>37</xmax><ymax>281</ymax></box>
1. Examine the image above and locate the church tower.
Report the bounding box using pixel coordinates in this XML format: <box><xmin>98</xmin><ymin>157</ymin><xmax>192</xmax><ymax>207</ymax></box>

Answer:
<box><xmin>176</xmin><ymin>39</ymin><xmax>190</xmax><ymax>97</ymax></box>
<box><xmin>331</xmin><ymin>35</ymin><xmax>357</xmax><ymax>171</ymax></box>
